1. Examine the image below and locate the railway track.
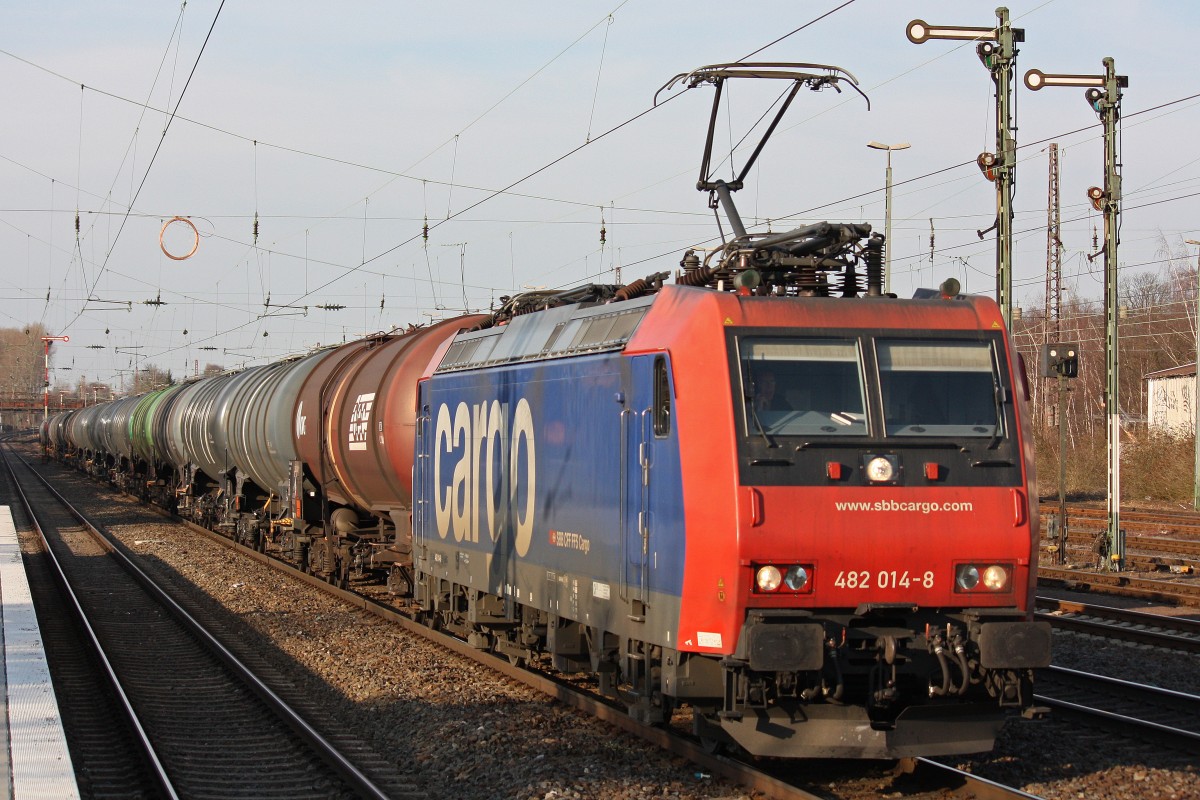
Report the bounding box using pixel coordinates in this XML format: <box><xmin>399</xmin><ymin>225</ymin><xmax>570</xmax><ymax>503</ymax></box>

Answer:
<box><xmin>0</xmin><ymin>448</ymin><xmax>167</xmax><ymax>798</ymax></box>
<box><xmin>1035</xmin><ymin>596</ymin><xmax>1200</xmax><ymax>653</ymax></box>
<box><xmin>13</xmin><ymin>443</ymin><xmax>1046</xmax><ymax>800</ymax></box>
<box><xmin>1041</xmin><ymin>502</ymin><xmax>1200</xmax><ymax>561</ymax></box>
<box><xmin>1</xmin><ymin>445</ymin><xmax>408</xmax><ymax>800</ymax></box>
<box><xmin>1038</xmin><ymin>564</ymin><xmax>1200</xmax><ymax>606</ymax></box>
<box><xmin>1040</xmin><ymin>501</ymin><xmax>1200</xmax><ymax>534</ymax></box>
<box><xmin>1034</xmin><ymin>665</ymin><xmax>1200</xmax><ymax>753</ymax></box>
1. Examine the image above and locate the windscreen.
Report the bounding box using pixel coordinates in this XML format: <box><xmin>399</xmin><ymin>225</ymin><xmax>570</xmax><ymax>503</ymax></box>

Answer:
<box><xmin>741</xmin><ymin>338</ymin><xmax>867</xmax><ymax>436</ymax></box>
<box><xmin>878</xmin><ymin>340</ymin><xmax>1000</xmax><ymax>437</ymax></box>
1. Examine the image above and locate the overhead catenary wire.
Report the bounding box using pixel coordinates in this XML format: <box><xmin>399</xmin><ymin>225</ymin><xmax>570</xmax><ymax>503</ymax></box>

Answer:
<box><xmin>59</xmin><ymin>0</ymin><xmax>227</xmax><ymax>336</ymax></box>
<box><xmin>10</xmin><ymin>6</ymin><xmax>1198</xmax><ymax>381</ymax></box>
<box><xmin>121</xmin><ymin>2</ymin><xmax>868</xmax><ymax>366</ymax></box>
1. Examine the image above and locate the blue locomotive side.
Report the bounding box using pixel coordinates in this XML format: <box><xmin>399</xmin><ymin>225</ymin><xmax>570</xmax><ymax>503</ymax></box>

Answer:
<box><xmin>413</xmin><ymin>343</ymin><xmax>687</xmax><ymax>649</ymax></box>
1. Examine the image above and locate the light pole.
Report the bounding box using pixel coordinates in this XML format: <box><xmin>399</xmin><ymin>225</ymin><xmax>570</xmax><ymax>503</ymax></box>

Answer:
<box><xmin>867</xmin><ymin>141</ymin><xmax>911</xmax><ymax>295</ymax></box>
<box><xmin>1185</xmin><ymin>239</ymin><xmax>1200</xmax><ymax>511</ymax></box>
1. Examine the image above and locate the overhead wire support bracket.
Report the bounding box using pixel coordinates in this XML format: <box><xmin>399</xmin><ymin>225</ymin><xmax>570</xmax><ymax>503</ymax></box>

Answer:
<box><xmin>262</xmin><ymin>297</ymin><xmax>309</xmax><ymax>317</ymax></box>
<box><xmin>84</xmin><ymin>297</ymin><xmax>133</xmax><ymax>312</ymax></box>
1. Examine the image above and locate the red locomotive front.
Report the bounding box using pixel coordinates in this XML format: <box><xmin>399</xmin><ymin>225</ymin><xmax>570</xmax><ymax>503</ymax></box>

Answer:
<box><xmin>643</xmin><ymin>288</ymin><xmax>1050</xmax><ymax>757</ymax></box>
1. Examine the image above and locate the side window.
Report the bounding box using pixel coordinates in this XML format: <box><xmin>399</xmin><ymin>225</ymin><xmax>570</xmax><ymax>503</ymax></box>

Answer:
<box><xmin>653</xmin><ymin>356</ymin><xmax>671</xmax><ymax>437</ymax></box>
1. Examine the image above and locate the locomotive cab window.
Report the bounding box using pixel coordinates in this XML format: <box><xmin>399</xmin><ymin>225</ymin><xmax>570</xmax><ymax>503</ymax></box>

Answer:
<box><xmin>653</xmin><ymin>356</ymin><xmax>671</xmax><ymax>437</ymax></box>
<box><xmin>877</xmin><ymin>340</ymin><xmax>1002</xmax><ymax>437</ymax></box>
<box><xmin>740</xmin><ymin>338</ymin><xmax>866</xmax><ymax>437</ymax></box>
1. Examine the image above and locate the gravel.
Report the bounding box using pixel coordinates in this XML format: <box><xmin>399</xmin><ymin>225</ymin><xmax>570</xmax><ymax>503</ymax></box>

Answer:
<box><xmin>36</xmin><ymin>464</ymin><xmax>752</xmax><ymax>800</ymax></box>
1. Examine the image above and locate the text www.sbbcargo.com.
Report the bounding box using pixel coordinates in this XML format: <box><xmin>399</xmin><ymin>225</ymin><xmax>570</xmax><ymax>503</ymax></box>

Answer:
<box><xmin>834</xmin><ymin>500</ymin><xmax>974</xmax><ymax>513</ymax></box>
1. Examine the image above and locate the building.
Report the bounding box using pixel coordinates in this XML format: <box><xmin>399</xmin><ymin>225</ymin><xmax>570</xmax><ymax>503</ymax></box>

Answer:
<box><xmin>1145</xmin><ymin>362</ymin><xmax>1196</xmax><ymax>437</ymax></box>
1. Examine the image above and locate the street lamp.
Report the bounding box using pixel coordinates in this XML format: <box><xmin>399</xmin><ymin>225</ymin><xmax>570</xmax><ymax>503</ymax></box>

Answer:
<box><xmin>1184</xmin><ymin>238</ymin><xmax>1200</xmax><ymax>511</ymax></box>
<box><xmin>866</xmin><ymin>141</ymin><xmax>910</xmax><ymax>295</ymax></box>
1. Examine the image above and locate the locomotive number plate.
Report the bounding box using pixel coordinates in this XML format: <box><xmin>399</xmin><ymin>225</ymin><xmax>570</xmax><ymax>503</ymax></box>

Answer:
<box><xmin>832</xmin><ymin>570</ymin><xmax>934</xmax><ymax>590</ymax></box>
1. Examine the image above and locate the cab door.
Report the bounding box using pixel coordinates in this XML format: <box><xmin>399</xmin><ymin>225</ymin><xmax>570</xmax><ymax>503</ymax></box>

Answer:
<box><xmin>622</xmin><ymin>355</ymin><xmax>672</xmax><ymax>610</ymax></box>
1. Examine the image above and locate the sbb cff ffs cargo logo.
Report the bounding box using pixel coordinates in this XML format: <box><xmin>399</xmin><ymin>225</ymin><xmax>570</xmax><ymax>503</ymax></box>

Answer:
<box><xmin>348</xmin><ymin>393</ymin><xmax>376</xmax><ymax>451</ymax></box>
<box><xmin>433</xmin><ymin>398</ymin><xmax>537</xmax><ymax>556</ymax></box>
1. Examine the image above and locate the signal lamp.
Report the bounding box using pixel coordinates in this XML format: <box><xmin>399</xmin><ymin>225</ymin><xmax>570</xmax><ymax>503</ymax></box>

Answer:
<box><xmin>1087</xmin><ymin>186</ymin><xmax>1105</xmax><ymax>211</ymax></box>
<box><xmin>1040</xmin><ymin>343</ymin><xmax>1079</xmax><ymax>378</ymax></box>
<box><xmin>976</xmin><ymin>41</ymin><xmax>996</xmax><ymax>67</ymax></box>
<box><xmin>976</xmin><ymin>151</ymin><xmax>998</xmax><ymax>181</ymax></box>
<box><xmin>1084</xmin><ymin>87</ymin><xmax>1105</xmax><ymax>112</ymax></box>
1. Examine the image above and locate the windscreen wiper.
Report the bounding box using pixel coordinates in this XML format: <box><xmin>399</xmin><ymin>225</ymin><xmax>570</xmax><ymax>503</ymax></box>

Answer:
<box><xmin>747</xmin><ymin>401</ymin><xmax>777</xmax><ymax>449</ymax></box>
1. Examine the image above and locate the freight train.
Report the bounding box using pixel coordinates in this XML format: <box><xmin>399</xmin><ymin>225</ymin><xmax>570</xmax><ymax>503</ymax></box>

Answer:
<box><xmin>42</xmin><ymin>63</ymin><xmax>1050</xmax><ymax>759</ymax></box>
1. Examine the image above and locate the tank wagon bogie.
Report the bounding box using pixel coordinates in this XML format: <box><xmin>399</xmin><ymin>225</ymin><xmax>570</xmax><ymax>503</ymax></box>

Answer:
<box><xmin>42</xmin><ymin>59</ymin><xmax>1051</xmax><ymax>761</ymax></box>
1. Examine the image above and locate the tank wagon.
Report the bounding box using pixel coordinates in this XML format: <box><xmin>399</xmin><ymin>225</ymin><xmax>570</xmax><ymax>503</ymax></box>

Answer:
<box><xmin>44</xmin><ymin>62</ymin><xmax>1049</xmax><ymax>759</ymax></box>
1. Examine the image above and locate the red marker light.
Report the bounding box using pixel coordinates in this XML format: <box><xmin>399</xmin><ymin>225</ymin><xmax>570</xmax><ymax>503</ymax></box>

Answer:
<box><xmin>826</xmin><ymin>461</ymin><xmax>843</xmax><ymax>480</ymax></box>
<box><xmin>924</xmin><ymin>462</ymin><xmax>940</xmax><ymax>481</ymax></box>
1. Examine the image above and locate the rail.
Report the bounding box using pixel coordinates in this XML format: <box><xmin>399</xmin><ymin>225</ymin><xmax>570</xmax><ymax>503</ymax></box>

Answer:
<box><xmin>3</xmin><ymin>444</ymin><xmax>395</xmax><ymax>800</ymax></box>
<box><xmin>0</xmin><ymin>446</ymin><xmax>178</xmax><ymax>799</ymax></box>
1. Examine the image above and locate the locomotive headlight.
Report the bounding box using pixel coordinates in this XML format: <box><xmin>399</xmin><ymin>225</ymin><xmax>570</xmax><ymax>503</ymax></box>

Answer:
<box><xmin>955</xmin><ymin>563</ymin><xmax>1012</xmax><ymax>592</ymax></box>
<box><xmin>783</xmin><ymin>565</ymin><xmax>809</xmax><ymax>591</ymax></box>
<box><xmin>865</xmin><ymin>455</ymin><xmax>896</xmax><ymax>483</ymax></box>
<box><xmin>956</xmin><ymin>565</ymin><xmax>981</xmax><ymax>591</ymax></box>
<box><xmin>982</xmin><ymin>565</ymin><xmax>1009</xmax><ymax>590</ymax></box>
<box><xmin>756</xmin><ymin>565</ymin><xmax>783</xmax><ymax>592</ymax></box>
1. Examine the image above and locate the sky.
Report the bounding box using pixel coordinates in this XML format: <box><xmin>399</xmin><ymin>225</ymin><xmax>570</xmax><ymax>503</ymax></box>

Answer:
<box><xmin>2</xmin><ymin>1</ymin><xmax>1198</xmax><ymax>389</ymax></box>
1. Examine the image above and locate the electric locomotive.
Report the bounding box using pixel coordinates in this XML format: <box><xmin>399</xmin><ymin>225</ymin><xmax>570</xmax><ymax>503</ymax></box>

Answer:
<box><xmin>409</xmin><ymin>63</ymin><xmax>1048</xmax><ymax>758</ymax></box>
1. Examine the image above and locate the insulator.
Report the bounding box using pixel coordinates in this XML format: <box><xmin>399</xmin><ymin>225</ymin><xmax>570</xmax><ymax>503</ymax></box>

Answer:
<box><xmin>675</xmin><ymin>264</ymin><xmax>716</xmax><ymax>287</ymax></box>
<box><xmin>839</xmin><ymin>262</ymin><xmax>861</xmax><ymax>298</ymax></box>
<box><xmin>253</xmin><ymin>212</ymin><xmax>259</xmax><ymax>243</ymax></box>
<box><xmin>794</xmin><ymin>264</ymin><xmax>821</xmax><ymax>296</ymax></box>
<box><xmin>75</xmin><ymin>213</ymin><xmax>80</xmax><ymax>234</ymax></box>
<box><xmin>865</xmin><ymin>235</ymin><xmax>884</xmax><ymax>297</ymax></box>
<box><xmin>680</xmin><ymin>249</ymin><xmax>701</xmax><ymax>271</ymax></box>
<box><xmin>423</xmin><ymin>217</ymin><xmax>429</xmax><ymax>243</ymax></box>
<box><xmin>613</xmin><ymin>271</ymin><xmax>669</xmax><ymax>302</ymax></box>
<box><xmin>613</xmin><ymin>278</ymin><xmax>646</xmax><ymax>302</ymax></box>
<box><xmin>600</xmin><ymin>224</ymin><xmax>606</xmax><ymax>245</ymax></box>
